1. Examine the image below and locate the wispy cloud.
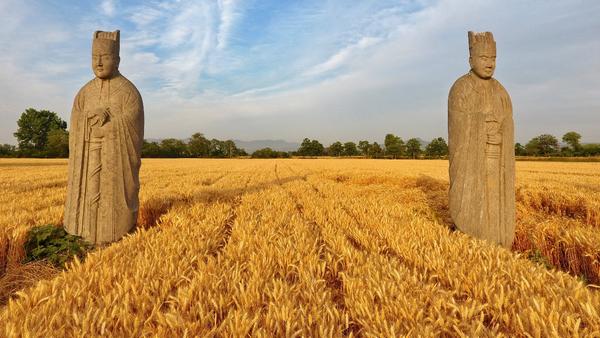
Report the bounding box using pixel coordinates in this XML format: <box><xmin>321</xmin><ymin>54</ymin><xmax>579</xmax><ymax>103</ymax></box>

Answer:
<box><xmin>304</xmin><ymin>36</ymin><xmax>382</xmax><ymax>77</ymax></box>
<box><xmin>216</xmin><ymin>0</ymin><xmax>240</xmax><ymax>50</ymax></box>
<box><xmin>100</xmin><ymin>0</ymin><xmax>116</xmax><ymax>17</ymax></box>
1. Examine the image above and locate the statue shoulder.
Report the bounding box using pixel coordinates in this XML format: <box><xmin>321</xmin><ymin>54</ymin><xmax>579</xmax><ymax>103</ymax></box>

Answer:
<box><xmin>76</xmin><ymin>79</ymin><xmax>97</xmax><ymax>97</ymax></box>
<box><xmin>116</xmin><ymin>74</ymin><xmax>143</xmax><ymax>100</ymax></box>
<box><xmin>449</xmin><ymin>73</ymin><xmax>473</xmax><ymax>98</ymax></box>
<box><xmin>491</xmin><ymin>78</ymin><xmax>511</xmax><ymax>99</ymax></box>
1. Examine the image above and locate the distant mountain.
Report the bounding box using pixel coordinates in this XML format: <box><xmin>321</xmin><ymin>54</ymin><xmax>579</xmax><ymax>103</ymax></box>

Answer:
<box><xmin>234</xmin><ymin>139</ymin><xmax>299</xmax><ymax>153</ymax></box>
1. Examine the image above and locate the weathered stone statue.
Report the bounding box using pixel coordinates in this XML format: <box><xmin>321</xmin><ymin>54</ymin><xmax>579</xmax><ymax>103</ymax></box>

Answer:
<box><xmin>448</xmin><ymin>31</ymin><xmax>515</xmax><ymax>248</ymax></box>
<box><xmin>65</xmin><ymin>30</ymin><xmax>144</xmax><ymax>244</ymax></box>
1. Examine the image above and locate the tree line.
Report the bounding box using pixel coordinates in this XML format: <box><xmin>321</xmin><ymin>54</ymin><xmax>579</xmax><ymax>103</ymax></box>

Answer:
<box><xmin>281</xmin><ymin>135</ymin><xmax>449</xmax><ymax>159</ymax></box>
<box><xmin>0</xmin><ymin>109</ymin><xmax>248</xmax><ymax>158</ymax></box>
<box><xmin>514</xmin><ymin>132</ymin><xmax>600</xmax><ymax>157</ymax></box>
<box><xmin>2</xmin><ymin>108</ymin><xmax>600</xmax><ymax>159</ymax></box>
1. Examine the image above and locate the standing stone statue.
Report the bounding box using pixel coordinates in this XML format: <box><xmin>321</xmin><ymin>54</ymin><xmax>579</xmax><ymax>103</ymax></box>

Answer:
<box><xmin>448</xmin><ymin>31</ymin><xmax>515</xmax><ymax>248</ymax></box>
<box><xmin>64</xmin><ymin>30</ymin><xmax>144</xmax><ymax>244</ymax></box>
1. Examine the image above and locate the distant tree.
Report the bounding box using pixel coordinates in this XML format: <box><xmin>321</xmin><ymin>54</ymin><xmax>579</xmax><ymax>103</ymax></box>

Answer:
<box><xmin>343</xmin><ymin>142</ymin><xmax>359</xmax><ymax>156</ymax></box>
<box><xmin>310</xmin><ymin>140</ymin><xmax>324</xmax><ymax>156</ymax></box>
<box><xmin>581</xmin><ymin>143</ymin><xmax>600</xmax><ymax>157</ymax></box>
<box><xmin>0</xmin><ymin>144</ymin><xmax>17</xmax><ymax>157</ymax></box>
<box><xmin>514</xmin><ymin>142</ymin><xmax>527</xmax><ymax>156</ymax></box>
<box><xmin>160</xmin><ymin>138</ymin><xmax>188</xmax><ymax>158</ymax></box>
<box><xmin>236</xmin><ymin>148</ymin><xmax>248</xmax><ymax>157</ymax></box>
<box><xmin>328</xmin><ymin>141</ymin><xmax>343</xmax><ymax>157</ymax></box>
<box><xmin>371</xmin><ymin>142</ymin><xmax>384</xmax><ymax>158</ymax></box>
<box><xmin>141</xmin><ymin>140</ymin><xmax>161</xmax><ymax>158</ymax></box>
<box><xmin>560</xmin><ymin>146</ymin><xmax>573</xmax><ymax>157</ymax></box>
<box><xmin>209</xmin><ymin>139</ymin><xmax>226</xmax><ymax>157</ymax></box>
<box><xmin>405</xmin><ymin>138</ymin><xmax>422</xmax><ymax>159</ymax></box>
<box><xmin>45</xmin><ymin>129</ymin><xmax>69</xmax><ymax>157</ymax></box>
<box><xmin>297</xmin><ymin>138</ymin><xmax>324</xmax><ymax>156</ymax></box>
<box><xmin>223</xmin><ymin>140</ymin><xmax>239</xmax><ymax>158</ymax></box>
<box><xmin>252</xmin><ymin>148</ymin><xmax>290</xmax><ymax>158</ymax></box>
<box><xmin>562</xmin><ymin>131</ymin><xmax>582</xmax><ymax>153</ymax></box>
<box><xmin>425</xmin><ymin>137</ymin><xmax>448</xmax><ymax>158</ymax></box>
<box><xmin>188</xmin><ymin>133</ymin><xmax>211</xmax><ymax>157</ymax></box>
<box><xmin>297</xmin><ymin>138</ymin><xmax>311</xmax><ymax>156</ymax></box>
<box><xmin>14</xmin><ymin>108</ymin><xmax>67</xmax><ymax>154</ymax></box>
<box><xmin>384</xmin><ymin>134</ymin><xmax>405</xmax><ymax>158</ymax></box>
<box><xmin>358</xmin><ymin>140</ymin><xmax>371</xmax><ymax>157</ymax></box>
<box><xmin>525</xmin><ymin>134</ymin><xmax>559</xmax><ymax>156</ymax></box>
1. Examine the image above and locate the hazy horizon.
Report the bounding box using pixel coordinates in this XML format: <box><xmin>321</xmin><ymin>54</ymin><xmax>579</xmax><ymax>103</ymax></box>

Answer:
<box><xmin>1</xmin><ymin>0</ymin><xmax>599</xmax><ymax>145</ymax></box>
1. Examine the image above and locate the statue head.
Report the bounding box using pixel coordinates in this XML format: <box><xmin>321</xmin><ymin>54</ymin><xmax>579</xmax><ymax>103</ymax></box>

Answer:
<box><xmin>468</xmin><ymin>31</ymin><xmax>496</xmax><ymax>80</ymax></box>
<box><xmin>92</xmin><ymin>30</ymin><xmax>120</xmax><ymax>79</ymax></box>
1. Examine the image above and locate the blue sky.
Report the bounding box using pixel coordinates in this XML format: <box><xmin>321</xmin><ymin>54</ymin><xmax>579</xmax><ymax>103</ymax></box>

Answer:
<box><xmin>1</xmin><ymin>0</ymin><xmax>599</xmax><ymax>145</ymax></box>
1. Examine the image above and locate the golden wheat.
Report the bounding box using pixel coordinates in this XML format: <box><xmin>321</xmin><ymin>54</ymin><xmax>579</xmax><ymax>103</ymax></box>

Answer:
<box><xmin>0</xmin><ymin>158</ymin><xmax>599</xmax><ymax>337</ymax></box>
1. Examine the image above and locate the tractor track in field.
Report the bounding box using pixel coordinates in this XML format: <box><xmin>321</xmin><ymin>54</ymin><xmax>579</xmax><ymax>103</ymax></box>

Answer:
<box><xmin>283</xmin><ymin>164</ymin><xmax>518</xmax><ymax>334</ymax></box>
<box><xmin>150</xmin><ymin>174</ymin><xmax>251</xmax><ymax>330</ymax></box>
<box><xmin>213</xmin><ymin>175</ymin><xmax>251</xmax><ymax>256</ymax></box>
<box><xmin>274</xmin><ymin>164</ymin><xmax>362</xmax><ymax>337</ymax></box>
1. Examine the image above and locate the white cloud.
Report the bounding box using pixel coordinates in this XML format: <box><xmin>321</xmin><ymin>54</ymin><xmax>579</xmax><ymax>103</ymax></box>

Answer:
<box><xmin>100</xmin><ymin>0</ymin><xmax>116</xmax><ymax>17</ymax></box>
<box><xmin>216</xmin><ymin>0</ymin><xmax>240</xmax><ymax>50</ymax></box>
<box><xmin>304</xmin><ymin>36</ymin><xmax>382</xmax><ymax>77</ymax></box>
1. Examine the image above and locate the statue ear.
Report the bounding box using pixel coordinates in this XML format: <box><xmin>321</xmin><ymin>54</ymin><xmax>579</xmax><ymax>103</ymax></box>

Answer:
<box><xmin>116</xmin><ymin>56</ymin><xmax>121</xmax><ymax>69</ymax></box>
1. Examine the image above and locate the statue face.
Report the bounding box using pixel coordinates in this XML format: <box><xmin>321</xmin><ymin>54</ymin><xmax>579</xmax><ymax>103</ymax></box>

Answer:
<box><xmin>92</xmin><ymin>52</ymin><xmax>119</xmax><ymax>79</ymax></box>
<box><xmin>469</xmin><ymin>50</ymin><xmax>496</xmax><ymax>79</ymax></box>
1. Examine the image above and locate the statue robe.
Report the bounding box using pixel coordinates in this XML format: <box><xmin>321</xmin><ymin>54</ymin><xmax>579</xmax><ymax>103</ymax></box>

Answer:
<box><xmin>448</xmin><ymin>71</ymin><xmax>515</xmax><ymax>248</ymax></box>
<box><xmin>65</xmin><ymin>73</ymin><xmax>144</xmax><ymax>244</ymax></box>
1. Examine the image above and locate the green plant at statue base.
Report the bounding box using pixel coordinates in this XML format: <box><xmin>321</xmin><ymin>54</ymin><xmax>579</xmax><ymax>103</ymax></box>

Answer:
<box><xmin>527</xmin><ymin>249</ymin><xmax>554</xmax><ymax>270</ymax></box>
<box><xmin>24</xmin><ymin>225</ymin><xmax>93</xmax><ymax>268</ymax></box>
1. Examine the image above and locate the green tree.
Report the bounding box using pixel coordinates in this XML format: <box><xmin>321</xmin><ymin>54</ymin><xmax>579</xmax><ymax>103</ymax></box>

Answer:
<box><xmin>297</xmin><ymin>138</ymin><xmax>312</xmax><ymax>156</ymax></box>
<box><xmin>514</xmin><ymin>142</ymin><xmax>527</xmax><ymax>156</ymax></box>
<box><xmin>0</xmin><ymin>144</ymin><xmax>16</xmax><ymax>157</ymax></box>
<box><xmin>223</xmin><ymin>140</ymin><xmax>238</xmax><ymax>158</ymax></box>
<box><xmin>297</xmin><ymin>138</ymin><xmax>324</xmax><ymax>156</ymax></box>
<box><xmin>188</xmin><ymin>133</ymin><xmax>211</xmax><ymax>157</ymax></box>
<box><xmin>252</xmin><ymin>148</ymin><xmax>290</xmax><ymax>158</ymax></box>
<box><xmin>14</xmin><ymin>108</ymin><xmax>67</xmax><ymax>154</ymax></box>
<box><xmin>384</xmin><ymin>133</ymin><xmax>405</xmax><ymax>158</ymax></box>
<box><xmin>425</xmin><ymin>137</ymin><xmax>448</xmax><ymax>158</ymax></box>
<box><xmin>310</xmin><ymin>140</ymin><xmax>324</xmax><ymax>156</ymax></box>
<box><xmin>405</xmin><ymin>138</ymin><xmax>422</xmax><ymax>159</ymax></box>
<box><xmin>581</xmin><ymin>143</ymin><xmax>600</xmax><ymax>156</ymax></box>
<box><xmin>141</xmin><ymin>140</ymin><xmax>161</xmax><ymax>158</ymax></box>
<box><xmin>371</xmin><ymin>142</ymin><xmax>384</xmax><ymax>158</ymax></box>
<box><xmin>562</xmin><ymin>131</ymin><xmax>582</xmax><ymax>153</ymax></box>
<box><xmin>45</xmin><ymin>129</ymin><xmax>69</xmax><ymax>157</ymax></box>
<box><xmin>343</xmin><ymin>142</ymin><xmax>359</xmax><ymax>156</ymax></box>
<box><xmin>358</xmin><ymin>140</ymin><xmax>371</xmax><ymax>157</ymax></box>
<box><xmin>525</xmin><ymin>134</ymin><xmax>559</xmax><ymax>156</ymax></box>
<box><xmin>328</xmin><ymin>141</ymin><xmax>343</xmax><ymax>157</ymax></box>
<box><xmin>209</xmin><ymin>139</ymin><xmax>226</xmax><ymax>157</ymax></box>
<box><xmin>160</xmin><ymin>138</ymin><xmax>188</xmax><ymax>158</ymax></box>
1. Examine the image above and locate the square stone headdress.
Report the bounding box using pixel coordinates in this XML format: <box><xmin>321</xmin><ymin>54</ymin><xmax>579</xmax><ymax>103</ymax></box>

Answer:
<box><xmin>92</xmin><ymin>30</ymin><xmax>120</xmax><ymax>56</ymax></box>
<box><xmin>468</xmin><ymin>31</ymin><xmax>496</xmax><ymax>56</ymax></box>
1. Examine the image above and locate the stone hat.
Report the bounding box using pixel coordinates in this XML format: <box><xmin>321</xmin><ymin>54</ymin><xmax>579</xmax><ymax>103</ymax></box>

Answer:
<box><xmin>468</xmin><ymin>31</ymin><xmax>496</xmax><ymax>55</ymax></box>
<box><xmin>92</xmin><ymin>30</ymin><xmax>120</xmax><ymax>56</ymax></box>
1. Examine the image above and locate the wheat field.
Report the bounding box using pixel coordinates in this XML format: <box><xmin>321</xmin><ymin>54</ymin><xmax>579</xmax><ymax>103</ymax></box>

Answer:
<box><xmin>0</xmin><ymin>158</ymin><xmax>599</xmax><ymax>337</ymax></box>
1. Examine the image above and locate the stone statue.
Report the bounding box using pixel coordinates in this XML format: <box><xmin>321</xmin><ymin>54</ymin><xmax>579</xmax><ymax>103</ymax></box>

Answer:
<box><xmin>64</xmin><ymin>30</ymin><xmax>144</xmax><ymax>244</ymax></box>
<box><xmin>448</xmin><ymin>31</ymin><xmax>515</xmax><ymax>248</ymax></box>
